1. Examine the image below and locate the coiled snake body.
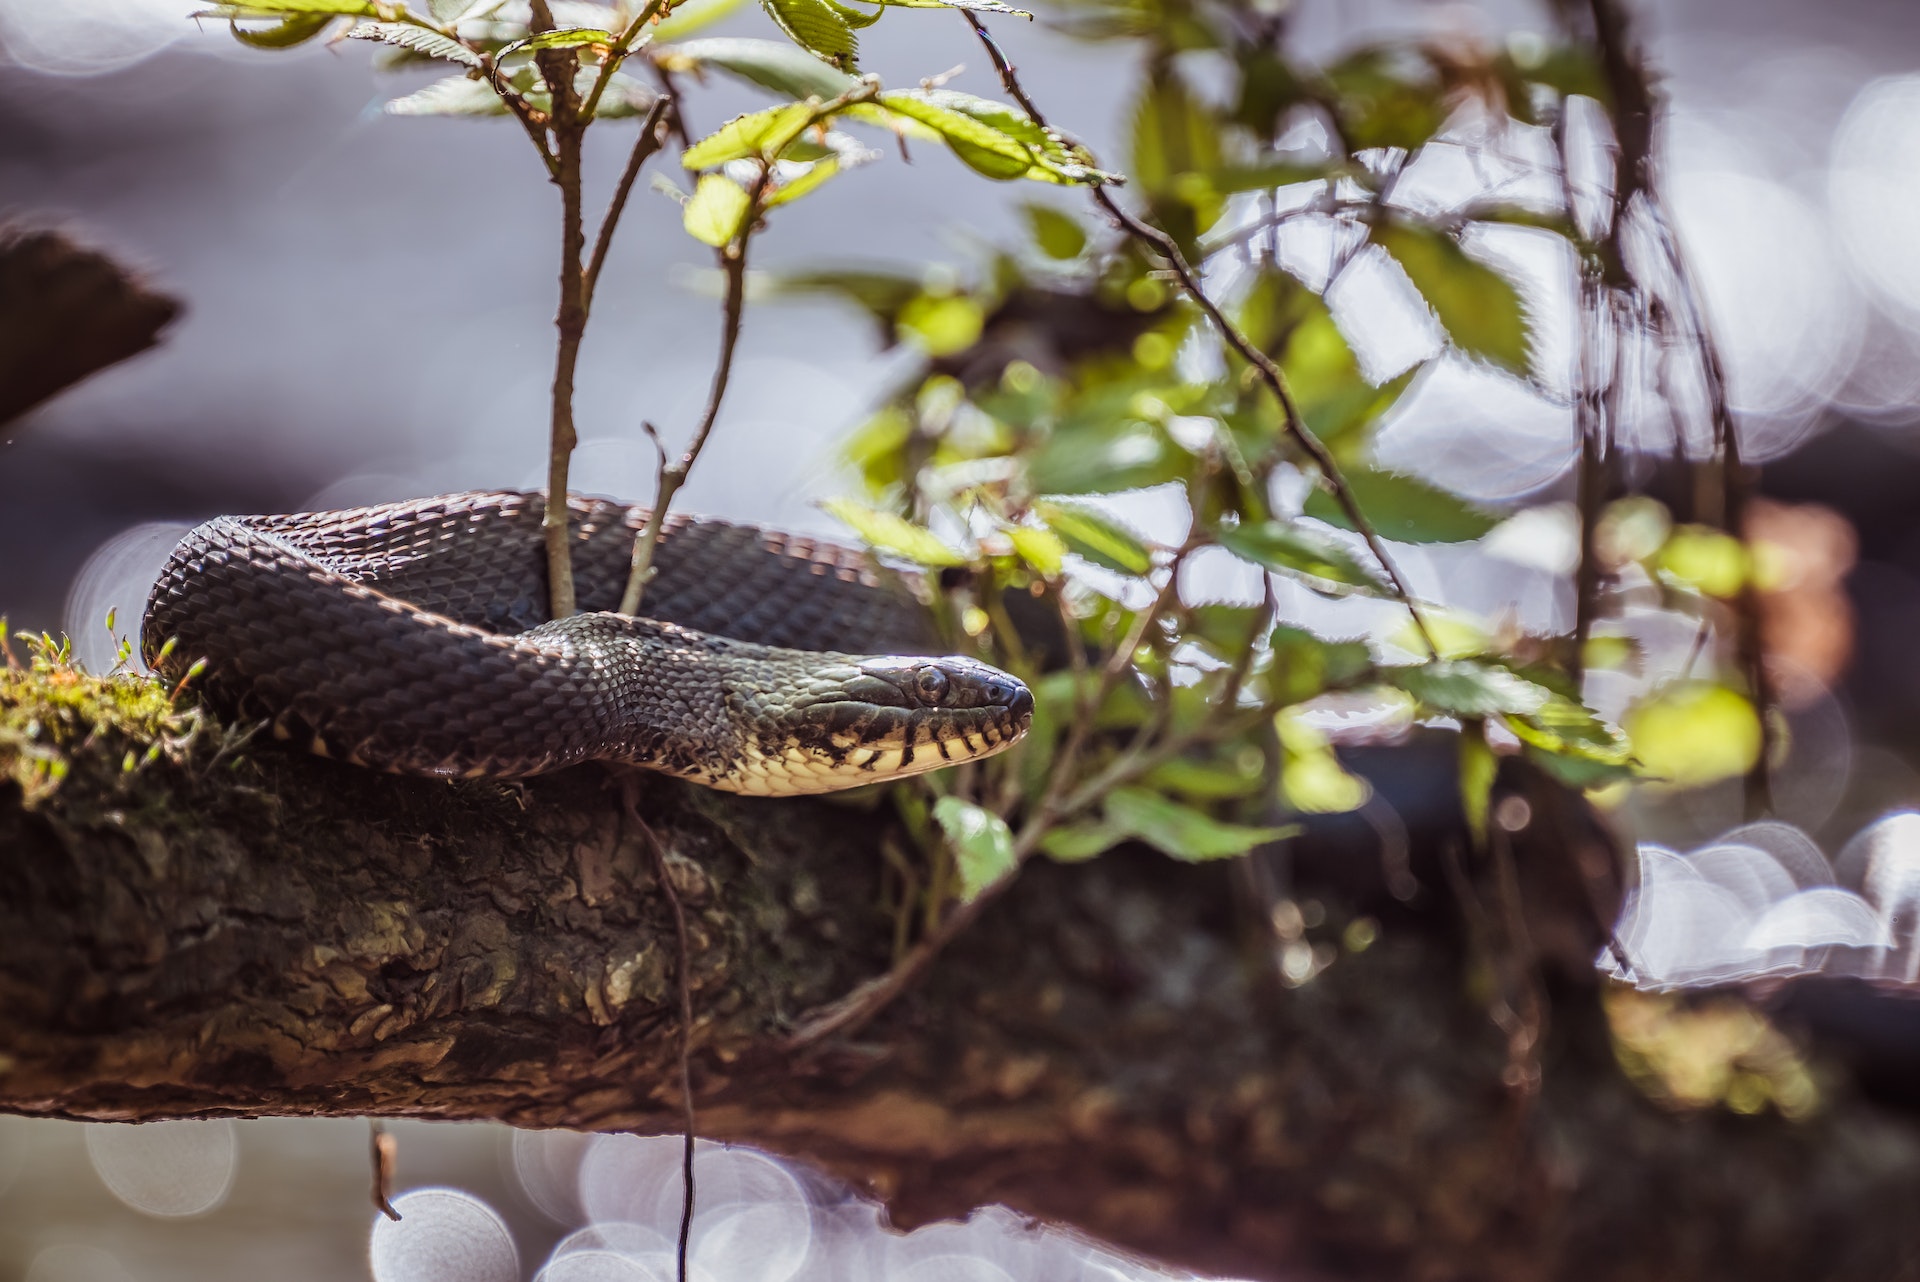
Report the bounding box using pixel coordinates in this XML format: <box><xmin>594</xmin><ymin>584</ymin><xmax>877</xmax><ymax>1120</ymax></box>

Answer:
<box><xmin>141</xmin><ymin>491</ymin><xmax>1033</xmax><ymax>794</ymax></box>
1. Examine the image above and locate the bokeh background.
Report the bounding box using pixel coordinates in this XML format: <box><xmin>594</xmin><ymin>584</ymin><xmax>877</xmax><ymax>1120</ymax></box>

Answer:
<box><xmin>7</xmin><ymin>0</ymin><xmax>1920</xmax><ymax>1277</ymax></box>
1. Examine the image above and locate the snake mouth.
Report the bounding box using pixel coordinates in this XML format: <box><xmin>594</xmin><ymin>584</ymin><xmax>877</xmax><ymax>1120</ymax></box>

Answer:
<box><xmin>729</xmin><ymin>655</ymin><xmax>1034</xmax><ymax>795</ymax></box>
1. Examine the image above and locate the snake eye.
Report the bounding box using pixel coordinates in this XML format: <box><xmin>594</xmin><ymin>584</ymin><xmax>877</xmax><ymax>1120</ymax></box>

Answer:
<box><xmin>914</xmin><ymin>667</ymin><xmax>951</xmax><ymax>705</ymax></box>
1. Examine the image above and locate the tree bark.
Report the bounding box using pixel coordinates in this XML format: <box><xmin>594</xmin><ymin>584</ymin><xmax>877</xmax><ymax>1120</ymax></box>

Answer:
<box><xmin>3</xmin><ymin>690</ymin><xmax>1919</xmax><ymax>1282</ymax></box>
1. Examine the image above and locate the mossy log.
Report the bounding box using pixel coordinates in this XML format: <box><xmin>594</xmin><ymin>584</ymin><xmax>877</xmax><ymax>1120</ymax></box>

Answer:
<box><xmin>3</xmin><ymin>665</ymin><xmax>1919</xmax><ymax>1282</ymax></box>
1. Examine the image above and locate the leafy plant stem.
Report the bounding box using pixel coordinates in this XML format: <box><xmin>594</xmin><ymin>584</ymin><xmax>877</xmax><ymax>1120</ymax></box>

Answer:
<box><xmin>534</xmin><ymin>0</ymin><xmax>589</xmax><ymax>618</ymax></box>
<box><xmin>582</xmin><ymin>0</ymin><xmax>671</xmax><ymax>123</ymax></box>
<box><xmin>959</xmin><ymin>10</ymin><xmax>1438</xmax><ymax>659</ymax></box>
<box><xmin>619</xmin><ymin>169</ymin><xmax>769</xmax><ymax>616</ymax></box>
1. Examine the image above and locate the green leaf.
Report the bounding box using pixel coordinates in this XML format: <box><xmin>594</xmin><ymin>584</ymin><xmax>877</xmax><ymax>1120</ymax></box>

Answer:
<box><xmin>1206</xmin><ymin>158</ymin><xmax>1341</xmax><ymax>195</ymax></box>
<box><xmin>347</xmin><ymin>21</ymin><xmax>481</xmax><ymax>66</ymax></box>
<box><xmin>763</xmin><ymin>268</ymin><xmax>922</xmax><ymax>323</ymax></box>
<box><xmin>1624</xmin><ymin>682</ymin><xmax>1759</xmax><ymax>789</ymax></box>
<box><xmin>1324</xmin><ymin>45</ymin><xmax>1446</xmax><ymax>152</ymax></box>
<box><xmin>1129</xmin><ymin>72</ymin><xmax>1219</xmax><ymax>195</ymax></box>
<box><xmin>227</xmin><ymin>10</ymin><xmax>336</xmax><ymax>46</ymax></box>
<box><xmin>1653</xmin><ymin>525</ymin><xmax>1749</xmax><ymax>598</ymax></box>
<box><xmin>1029</xmin><ymin>418</ymin><xmax>1185</xmax><ymax>494</ymax></box>
<box><xmin>1276</xmin><ymin>712</ymin><xmax>1370</xmax><ymax>814</ymax></box>
<box><xmin>1458</xmin><ymin>730</ymin><xmax>1497</xmax><ymax>846</ymax></box>
<box><xmin>823</xmin><ymin>498</ymin><xmax>968</xmax><ymax>566</ymax></box>
<box><xmin>760</xmin><ymin>0</ymin><xmax>857</xmax><ymax>67</ymax></box>
<box><xmin>1268</xmin><ymin>625</ymin><xmax>1375</xmax><ymax>705</ymax></box>
<box><xmin>683</xmin><ymin>172</ymin><xmax>753</xmax><ymax>246</ymax></box>
<box><xmin>880</xmin><ymin>90</ymin><xmax>1033</xmax><ymax>180</ymax></box>
<box><xmin>1006</xmin><ymin>525</ymin><xmax>1066</xmax><ymax>576</ymax></box>
<box><xmin>1023</xmin><ymin>203</ymin><xmax>1087</xmax><ymax>260</ymax></box>
<box><xmin>1038</xmin><ymin>820</ymin><xmax>1125</xmax><ymax>863</ymax></box>
<box><xmin>429</xmin><ymin>0</ymin><xmax>488</xmax><ymax>20</ymax></box>
<box><xmin>1214</xmin><ymin>518</ymin><xmax>1391</xmax><ymax>595</ymax></box>
<box><xmin>1142</xmin><ymin>753</ymin><xmax>1264</xmax><ymax>801</ymax></box>
<box><xmin>658</xmin><ymin>36</ymin><xmax>858</xmax><ymax>99</ymax></box>
<box><xmin>764</xmin><ymin>155</ymin><xmax>842</xmax><ymax>206</ymax></box>
<box><xmin>1104</xmin><ymin>786</ymin><xmax>1294</xmax><ymax>862</ymax></box>
<box><xmin>1372</xmin><ymin>221</ymin><xmax>1531</xmax><ymax>376</ymax></box>
<box><xmin>1032</xmin><ymin>499</ymin><xmax>1152</xmax><ymax>576</ymax></box>
<box><xmin>385</xmin><ymin>73</ymin><xmax>510</xmax><ymax>116</ymax></box>
<box><xmin>896</xmin><ymin>293</ymin><xmax>985</xmax><ymax>356</ymax></box>
<box><xmin>863</xmin><ymin>0</ymin><xmax>1031</xmax><ymax>12</ymax></box>
<box><xmin>1303</xmin><ymin>466</ymin><xmax>1497</xmax><ymax>544</ymax></box>
<box><xmin>683</xmin><ymin>102</ymin><xmax>815</xmax><ymax>167</ymax></box>
<box><xmin>194</xmin><ymin>1</ymin><xmax>375</xmax><ymax>14</ymax></box>
<box><xmin>498</xmin><ymin>26</ymin><xmax>617</xmax><ymax>57</ymax></box>
<box><xmin>1505</xmin><ymin>692</ymin><xmax>1631</xmax><ymax>773</ymax></box>
<box><xmin>1384</xmin><ymin>659</ymin><xmax>1551</xmax><ymax>719</ymax></box>
<box><xmin>934</xmin><ymin>796</ymin><xmax>1018</xmax><ymax>900</ymax></box>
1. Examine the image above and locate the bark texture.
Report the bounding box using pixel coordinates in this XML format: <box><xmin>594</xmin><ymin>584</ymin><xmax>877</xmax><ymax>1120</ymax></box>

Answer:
<box><xmin>3</xmin><ymin>687</ymin><xmax>1920</xmax><ymax>1282</ymax></box>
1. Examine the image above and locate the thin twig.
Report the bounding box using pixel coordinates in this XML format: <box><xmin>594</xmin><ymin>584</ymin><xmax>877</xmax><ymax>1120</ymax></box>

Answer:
<box><xmin>960</xmin><ymin>11</ymin><xmax>1437</xmax><ymax>658</ymax></box>
<box><xmin>584</xmin><ymin>96</ymin><xmax>673</xmax><ymax>313</ymax></box>
<box><xmin>619</xmin><ymin>168</ymin><xmax>768</xmax><ymax>616</ymax></box>
<box><xmin>622</xmin><ymin>781</ymin><xmax>697</xmax><ymax>1282</ymax></box>
<box><xmin>369</xmin><ymin>1121</ymin><xmax>400</xmax><ymax>1222</ymax></box>
<box><xmin>581</xmin><ymin>0</ymin><xmax>670</xmax><ymax>124</ymax></box>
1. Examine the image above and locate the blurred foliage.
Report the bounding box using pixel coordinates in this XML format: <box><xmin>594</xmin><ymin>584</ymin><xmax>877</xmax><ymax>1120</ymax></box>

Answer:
<box><xmin>183</xmin><ymin>0</ymin><xmax>1781</xmax><ymax>1013</ymax></box>
<box><xmin>1606</xmin><ymin>986</ymin><xmax>1821</xmax><ymax>1120</ymax></box>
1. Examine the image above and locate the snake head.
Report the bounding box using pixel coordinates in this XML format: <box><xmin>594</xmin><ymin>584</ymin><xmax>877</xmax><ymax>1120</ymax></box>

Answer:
<box><xmin>732</xmin><ymin>654</ymin><xmax>1034</xmax><ymax>795</ymax></box>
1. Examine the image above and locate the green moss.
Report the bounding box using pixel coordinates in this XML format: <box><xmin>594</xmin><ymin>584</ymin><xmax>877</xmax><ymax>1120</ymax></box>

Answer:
<box><xmin>0</xmin><ymin>624</ymin><xmax>200</xmax><ymax>804</ymax></box>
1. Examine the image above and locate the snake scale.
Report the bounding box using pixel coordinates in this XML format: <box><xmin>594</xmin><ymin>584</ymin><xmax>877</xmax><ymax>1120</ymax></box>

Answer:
<box><xmin>140</xmin><ymin>491</ymin><xmax>1033</xmax><ymax>794</ymax></box>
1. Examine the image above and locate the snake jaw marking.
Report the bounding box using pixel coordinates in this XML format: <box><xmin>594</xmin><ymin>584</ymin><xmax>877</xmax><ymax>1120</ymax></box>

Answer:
<box><xmin>141</xmin><ymin>491</ymin><xmax>1033</xmax><ymax>796</ymax></box>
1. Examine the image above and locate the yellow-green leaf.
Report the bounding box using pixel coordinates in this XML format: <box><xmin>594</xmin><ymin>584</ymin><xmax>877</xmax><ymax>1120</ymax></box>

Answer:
<box><xmin>760</xmin><ymin>0</ymin><xmax>856</xmax><ymax>66</ymax></box>
<box><xmin>1653</xmin><ymin>525</ymin><xmax>1749</xmax><ymax>598</ymax></box>
<box><xmin>934</xmin><ymin>796</ymin><xmax>1017</xmax><ymax>901</ymax></box>
<box><xmin>1214</xmin><ymin>518</ymin><xmax>1390</xmax><ymax>594</ymax></box>
<box><xmin>823</xmin><ymin>499</ymin><xmax>967</xmax><ymax>566</ymax></box>
<box><xmin>683</xmin><ymin>103</ymin><xmax>815</xmax><ymax>168</ymax></box>
<box><xmin>1007</xmin><ymin>525</ymin><xmax>1067</xmax><ymax>576</ymax></box>
<box><xmin>1104</xmin><ymin>787</ymin><xmax>1295</xmax><ymax>863</ymax></box>
<box><xmin>1625</xmin><ymin>682</ymin><xmax>1761</xmax><ymax>789</ymax></box>
<box><xmin>763</xmin><ymin>156</ymin><xmax>841</xmax><ymax>206</ymax></box>
<box><xmin>1032</xmin><ymin>499</ymin><xmax>1152</xmax><ymax>576</ymax></box>
<box><xmin>683</xmin><ymin>173</ymin><xmax>753</xmax><ymax>247</ymax></box>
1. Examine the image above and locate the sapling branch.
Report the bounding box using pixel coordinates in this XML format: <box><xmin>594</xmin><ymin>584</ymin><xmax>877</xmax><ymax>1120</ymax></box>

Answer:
<box><xmin>959</xmin><ymin>12</ymin><xmax>1438</xmax><ymax>660</ymax></box>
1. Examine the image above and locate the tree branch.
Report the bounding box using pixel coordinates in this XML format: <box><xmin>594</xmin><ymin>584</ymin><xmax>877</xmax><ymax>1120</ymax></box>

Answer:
<box><xmin>4</xmin><ymin>679</ymin><xmax>1918</xmax><ymax>1282</ymax></box>
<box><xmin>535</xmin><ymin>0</ymin><xmax>589</xmax><ymax>620</ymax></box>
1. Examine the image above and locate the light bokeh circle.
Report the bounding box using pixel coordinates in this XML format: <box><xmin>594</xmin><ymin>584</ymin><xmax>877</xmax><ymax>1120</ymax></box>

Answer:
<box><xmin>84</xmin><ymin>1119</ymin><xmax>236</xmax><ymax>1219</ymax></box>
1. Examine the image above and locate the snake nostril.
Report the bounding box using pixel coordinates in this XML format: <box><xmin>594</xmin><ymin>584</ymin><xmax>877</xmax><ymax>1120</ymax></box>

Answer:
<box><xmin>1008</xmin><ymin>685</ymin><xmax>1034</xmax><ymax>720</ymax></box>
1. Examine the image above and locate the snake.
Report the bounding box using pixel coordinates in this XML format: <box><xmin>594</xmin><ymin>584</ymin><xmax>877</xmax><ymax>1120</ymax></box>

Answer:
<box><xmin>140</xmin><ymin>490</ymin><xmax>1033</xmax><ymax>795</ymax></box>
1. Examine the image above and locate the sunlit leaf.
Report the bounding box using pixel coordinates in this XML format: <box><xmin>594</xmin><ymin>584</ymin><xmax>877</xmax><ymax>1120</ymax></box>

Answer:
<box><xmin>1505</xmin><ymin>692</ymin><xmax>1632</xmax><ymax>778</ymax></box>
<box><xmin>683</xmin><ymin>102</ymin><xmax>815</xmax><ymax>167</ymax></box>
<box><xmin>1214</xmin><ymin>517</ymin><xmax>1391</xmax><ymax>595</ymax></box>
<box><xmin>1007</xmin><ymin>525</ymin><xmax>1067</xmax><ymax>576</ymax></box>
<box><xmin>658</xmin><ymin>36</ymin><xmax>858</xmax><ymax>98</ymax></box>
<box><xmin>1032</xmin><ymin>499</ymin><xmax>1152</xmax><ymax>575</ymax></box>
<box><xmin>896</xmin><ymin>293</ymin><xmax>984</xmax><ymax>356</ymax></box>
<box><xmin>1023</xmin><ymin>203</ymin><xmax>1087</xmax><ymax>260</ymax></box>
<box><xmin>1653</xmin><ymin>525</ymin><xmax>1748</xmax><ymax>598</ymax></box>
<box><xmin>823</xmin><ymin>498</ymin><xmax>968</xmax><ymax>566</ymax></box>
<box><xmin>760</xmin><ymin>0</ymin><xmax>857</xmax><ymax>67</ymax></box>
<box><xmin>1625</xmin><ymin>682</ymin><xmax>1760</xmax><ymax>789</ymax></box>
<box><xmin>1187</xmin><ymin>604</ymin><xmax>1263</xmax><ymax>659</ymax></box>
<box><xmin>764</xmin><ymin>156</ymin><xmax>841</xmax><ymax>205</ymax></box>
<box><xmin>1371</xmin><ymin>220</ymin><xmax>1531</xmax><ymax>376</ymax></box>
<box><xmin>1458</xmin><ymin>729</ymin><xmax>1496</xmax><ymax>845</ymax></box>
<box><xmin>499</xmin><ymin>26</ymin><xmax>616</xmax><ymax>57</ymax></box>
<box><xmin>1385</xmin><ymin>659</ymin><xmax>1551</xmax><ymax>718</ymax></box>
<box><xmin>347</xmin><ymin>21</ymin><xmax>481</xmax><ymax>65</ymax></box>
<box><xmin>934</xmin><ymin>796</ymin><xmax>1018</xmax><ymax>901</ymax></box>
<box><xmin>194</xmin><ymin>1</ymin><xmax>374</xmax><ymax>15</ymax></box>
<box><xmin>862</xmin><ymin>0</ymin><xmax>1031</xmax><ymax>13</ymax></box>
<box><xmin>228</xmin><ymin>10</ymin><xmax>336</xmax><ymax>46</ymax></box>
<box><xmin>683</xmin><ymin>172</ymin><xmax>753</xmax><ymax>246</ymax></box>
<box><xmin>1303</xmin><ymin>465</ymin><xmax>1498</xmax><ymax>544</ymax></box>
<box><xmin>1103</xmin><ymin>786</ymin><xmax>1294</xmax><ymax>862</ymax></box>
<box><xmin>881</xmin><ymin>90</ymin><xmax>1033</xmax><ymax>180</ymax></box>
<box><xmin>1277</xmin><ymin>711</ymin><xmax>1370</xmax><ymax>814</ymax></box>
